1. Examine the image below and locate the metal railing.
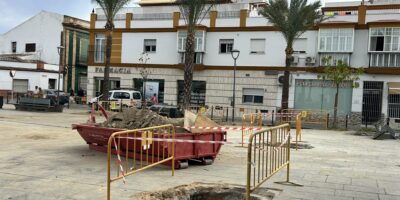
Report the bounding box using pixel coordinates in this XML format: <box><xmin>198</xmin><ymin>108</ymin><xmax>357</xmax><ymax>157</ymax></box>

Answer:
<box><xmin>369</xmin><ymin>52</ymin><xmax>400</xmax><ymax>67</ymax></box>
<box><xmin>133</xmin><ymin>13</ymin><xmax>173</xmax><ymax>20</ymax></box>
<box><xmin>107</xmin><ymin>124</ymin><xmax>175</xmax><ymax>200</ymax></box>
<box><xmin>242</xmin><ymin>113</ymin><xmax>262</xmax><ymax>147</ymax></box>
<box><xmin>217</xmin><ymin>11</ymin><xmax>241</xmax><ymax>19</ymax></box>
<box><xmin>279</xmin><ymin>109</ymin><xmax>329</xmax><ymax>129</ymax></box>
<box><xmin>246</xmin><ymin>123</ymin><xmax>300</xmax><ymax>199</ymax></box>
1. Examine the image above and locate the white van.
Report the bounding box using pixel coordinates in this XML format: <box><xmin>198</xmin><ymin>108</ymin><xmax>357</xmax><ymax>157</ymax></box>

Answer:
<box><xmin>89</xmin><ymin>90</ymin><xmax>142</xmax><ymax>108</ymax></box>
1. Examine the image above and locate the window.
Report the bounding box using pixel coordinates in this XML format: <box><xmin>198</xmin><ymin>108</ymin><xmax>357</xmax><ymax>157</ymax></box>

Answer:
<box><xmin>319</xmin><ymin>28</ymin><xmax>354</xmax><ymax>52</ymax></box>
<box><xmin>78</xmin><ymin>38</ymin><xmax>89</xmax><ymax>64</ymax></box>
<box><xmin>369</xmin><ymin>28</ymin><xmax>400</xmax><ymax>52</ymax></box>
<box><xmin>293</xmin><ymin>38</ymin><xmax>307</xmax><ymax>54</ymax></box>
<box><xmin>48</xmin><ymin>79</ymin><xmax>56</xmax><ymax>89</ymax></box>
<box><xmin>177</xmin><ymin>80</ymin><xmax>206</xmax><ymax>106</ymax></box>
<box><xmin>95</xmin><ymin>34</ymin><xmax>105</xmax><ymax>63</ymax></box>
<box><xmin>219</xmin><ymin>39</ymin><xmax>234</xmax><ymax>53</ymax></box>
<box><xmin>11</xmin><ymin>42</ymin><xmax>16</xmax><ymax>53</ymax></box>
<box><xmin>113</xmin><ymin>92</ymin><xmax>130</xmax><ymax>99</ymax></box>
<box><xmin>250</xmin><ymin>39</ymin><xmax>265</xmax><ymax>54</ymax></box>
<box><xmin>25</xmin><ymin>43</ymin><xmax>36</xmax><ymax>52</ymax></box>
<box><xmin>242</xmin><ymin>88</ymin><xmax>264</xmax><ymax>104</ymax></box>
<box><xmin>144</xmin><ymin>39</ymin><xmax>157</xmax><ymax>53</ymax></box>
<box><xmin>177</xmin><ymin>31</ymin><xmax>205</xmax><ymax>52</ymax></box>
<box><xmin>179</xmin><ymin>52</ymin><xmax>203</xmax><ymax>64</ymax></box>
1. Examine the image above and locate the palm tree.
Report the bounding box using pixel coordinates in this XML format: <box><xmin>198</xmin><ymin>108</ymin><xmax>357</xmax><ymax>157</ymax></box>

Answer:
<box><xmin>259</xmin><ymin>0</ymin><xmax>324</xmax><ymax>111</ymax></box>
<box><xmin>92</xmin><ymin>0</ymin><xmax>131</xmax><ymax>101</ymax></box>
<box><xmin>177</xmin><ymin>0</ymin><xmax>214</xmax><ymax>109</ymax></box>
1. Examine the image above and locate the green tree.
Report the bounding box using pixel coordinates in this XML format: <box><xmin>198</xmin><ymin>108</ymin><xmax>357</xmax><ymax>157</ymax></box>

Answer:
<box><xmin>92</xmin><ymin>0</ymin><xmax>131</xmax><ymax>100</ymax></box>
<box><xmin>318</xmin><ymin>57</ymin><xmax>363</xmax><ymax>128</ymax></box>
<box><xmin>177</xmin><ymin>0</ymin><xmax>214</xmax><ymax>109</ymax></box>
<box><xmin>259</xmin><ymin>0</ymin><xmax>324</xmax><ymax>111</ymax></box>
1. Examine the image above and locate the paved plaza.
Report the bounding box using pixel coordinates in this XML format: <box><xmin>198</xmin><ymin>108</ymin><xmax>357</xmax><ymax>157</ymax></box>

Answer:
<box><xmin>0</xmin><ymin>105</ymin><xmax>399</xmax><ymax>200</ymax></box>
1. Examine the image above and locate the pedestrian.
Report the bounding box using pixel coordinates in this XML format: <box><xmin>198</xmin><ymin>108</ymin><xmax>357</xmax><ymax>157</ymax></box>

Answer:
<box><xmin>151</xmin><ymin>93</ymin><xmax>158</xmax><ymax>105</ymax></box>
<box><xmin>70</xmin><ymin>89</ymin><xmax>75</xmax><ymax>97</ymax></box>
<box><xmin>78</xmin><ymin>87</ymin><xmax>84</xmax><ymax>97</ymax></box>
<box><xmin>38</xmin><ymin>87</ymin><xmax>44</xmax><ymax>98</ymax></box>
<box><xmin>33</xmin><ymin>86</ymin><xmax>39</xmax><ymax>97</ymax></box>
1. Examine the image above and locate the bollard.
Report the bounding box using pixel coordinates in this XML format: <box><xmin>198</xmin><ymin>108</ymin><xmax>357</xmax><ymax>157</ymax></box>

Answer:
<box><xmin>345</xmin><ymin>114</ymin><xmax>349</xmax><ymax>129</ymax></box>
<box><xmin>326</xmin><ymin>113</ymin><xmax>330</xmax><ymax>129</ymax></box>
<box><xmin>226</xmin><ymin>107</ymin><xmax>229</xmax><ymax>122</ymax></box>
<box><xmin>272</xmin><ymin>110</ymin><xmax>275</xmax><ymax>125</ymax></box>
<box><xmin>211</xmin><ymin>106</ymin><xmax>214</xmax><ymax>120</ymax></box>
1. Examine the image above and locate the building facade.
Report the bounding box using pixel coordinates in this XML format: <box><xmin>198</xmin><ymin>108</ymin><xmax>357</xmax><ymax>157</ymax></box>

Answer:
<box><xmin>88</xmin><ymin>0</ymin><xmax>400</xmax><ymax>124</ymax></box>
<box><xmin>0</xmin><ymin>11</ymin><xmax>89</xmax><ymax>101</ymax></box>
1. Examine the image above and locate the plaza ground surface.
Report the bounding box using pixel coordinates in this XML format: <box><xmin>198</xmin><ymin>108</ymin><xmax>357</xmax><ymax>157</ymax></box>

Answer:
<box><xmin>0</xmin><ymin>104</ymin><xmax>399</xmax><ymax>200</ymax></box>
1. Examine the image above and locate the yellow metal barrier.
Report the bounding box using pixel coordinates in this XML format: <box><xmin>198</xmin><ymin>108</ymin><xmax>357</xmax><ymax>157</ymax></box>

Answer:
<box><xmin>279</xmin><ymin>109</ymin><xmax>329</xmax><ymax>129</ymax></box>
<box><xmin>246</xmin><ymin>124</ymin><xmax>301</xmax><ymax>199</ymax></box>
<box><xmin>107</xmin><ymin>124</ymin><xmax>175</xmax><ymax>200</ymax></box>
<box><xmin>241</xmin><ymin>113</ymin><xmax>262</xmax><ymax>147</ymax></box>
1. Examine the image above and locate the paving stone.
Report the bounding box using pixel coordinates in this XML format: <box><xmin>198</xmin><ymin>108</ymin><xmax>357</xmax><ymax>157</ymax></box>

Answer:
<box><xmin>378</xmin><ymin>194</ymin><xmax>400</xmax><ymax>200</ymax></box>
<box><xmin>326</xmin><ymin>176</ymin><xmax>352</xmax><ymax>184</ymax></box>
<box><xmin>303</xmin><ymin>174</ymin><xmax>328</xmax><ymax>182</ymax></box>
<box><xmin>343</xmin><ymin>184</ymin><xmax>385</xmax><ymax>194</ymax></box>
<box><xmin>309</xmin><ymin>181</ymin><xmax>344</xmax><ymax>190</ymax></box>
<box><xmin>335</xmin><ymin>189</ymin><xmax>379</xmax><ymax>199</ymax></box>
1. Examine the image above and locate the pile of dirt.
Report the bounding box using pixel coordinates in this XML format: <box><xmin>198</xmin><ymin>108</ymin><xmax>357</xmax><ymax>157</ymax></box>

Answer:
<box><xmin>135</xmin><ymin>182</ymin><xmax>274</xmax><ymax>200</ymax></box>
<box><xmin>103</xmin><ymin>108</ymin><xmax>184</xmax><ymax>129</ymax></box>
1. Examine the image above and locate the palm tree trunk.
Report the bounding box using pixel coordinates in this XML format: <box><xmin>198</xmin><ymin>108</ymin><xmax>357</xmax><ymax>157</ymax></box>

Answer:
<box><xmin>333</xmin><ymin>84</ymin><xmax>339</xmax><ymax>128</ymax></box>
<box><xmin>182</xmin><ymin>28</ymin><xmax>195</xmax><ymax>110</ymax></box>
<box><xmin>281</xmin><ymin>47</ymin><xmax>292</xmax><ymax>114</ymax></box>
<box><xmin>102</xmin><ymin>23</ymin><xmax>113</xmax><ymax>101</ymax></box>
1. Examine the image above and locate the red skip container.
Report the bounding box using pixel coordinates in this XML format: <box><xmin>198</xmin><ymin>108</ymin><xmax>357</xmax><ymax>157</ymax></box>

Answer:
<box><xmin>73</xmin><ymin>123</ymin><xmax>226</xmax><ymax>169</ymax></box>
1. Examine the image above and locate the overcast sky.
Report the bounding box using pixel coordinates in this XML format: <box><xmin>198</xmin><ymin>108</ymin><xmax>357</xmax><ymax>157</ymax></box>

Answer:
<box><xmin>0</xmin><ymin>0</ymin><xmax>358</xmax><ymax>34</ymax></box>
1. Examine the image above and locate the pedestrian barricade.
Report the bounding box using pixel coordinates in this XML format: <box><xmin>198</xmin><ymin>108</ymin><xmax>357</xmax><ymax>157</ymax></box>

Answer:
<box><xmin>279</xmin><ymin>109</ymin><xmax>329</xmax><ymax>129</ymax></box>
<box><xmin>246</xmin><ymin>123</ymin><xmax>301</xmax><ymax>200</ymax></box>
<box><xmin>107</xmin><ymin>124</ymin><xmax>175</xmax><ymax>200</ymax></box>
<box><xmin>241</xmin><ymin>113</ymin><xmax>262</xmax><ymax>147</ymax></box>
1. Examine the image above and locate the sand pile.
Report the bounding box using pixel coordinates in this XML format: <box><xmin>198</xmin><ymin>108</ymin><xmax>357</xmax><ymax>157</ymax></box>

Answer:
<box><xmin>103</xmin><ymin>108</ymin><xmax>184</xmax><ymax>129</ymax></box>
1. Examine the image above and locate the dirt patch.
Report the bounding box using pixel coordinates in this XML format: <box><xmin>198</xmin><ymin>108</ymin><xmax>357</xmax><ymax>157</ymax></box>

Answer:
<box><xmin>135</xmin><ymin>182</ymin><xmax>274</xmax><ymax>200</ymax></box>
<box><xmin>24</xmin><ymin>134</ymin><xmax>53</xmax><ymax>140</ymax></box>
<box><xmin>290</xmin><ymin>142</ymin><xmax>314</xmax><ymax>149</ymax></box>
<box><xmin>103</xmin><ymin>108</ymin><xmax>184</xmax><ymax>130</ymax></box>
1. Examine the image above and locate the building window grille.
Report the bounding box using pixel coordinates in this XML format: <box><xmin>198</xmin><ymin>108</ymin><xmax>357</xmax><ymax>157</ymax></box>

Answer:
<box><xmin>219</xmin><ymin>39</ymin><xmax>234</xmax><ymax>54</ymax></box>
<box><xmin>250</xmin><ymin>39</ymin><xmax>265</xmax><ymax>54</ymax></box>
<box><xmin>388</xmin><ymin>82</ymin><xmax>400</xmax><ymax>118</ymax></box>
<box><xmin>48</xmin><ymin>79</ymin><xmax>56</xmax><ymax>89</ymax></box>
<box><xmin>319</xmin><ymin>28</ymin><xmax>354</xmax><ymax>52</ymax></box>
<box><xmin>144</xmin><ymin>39</ymin><xmax>157</xmax><ymax>53</ymax></box>
<box><xmin>179</xmin><ymin>52</ymin><xmax>203</xmax><ymax>64</ymax></box>
<box><xmin>320</xmin><ymin>53</ymin><xmax>351</xmax><ymax>66</ymax></box>
<box><xmin>242</xmin><ymin>88</ymin><xmax>264</xmax><ymax>104</ymax></box>
<box><xmin>94</xmin><ymin>34</ymin><xmax>105</xmax><ymax>63</ymax></box>
<box><xmin>25</xmin><ymin>43</ymin><xmax>36</xmax><ymax>53</ymax></box>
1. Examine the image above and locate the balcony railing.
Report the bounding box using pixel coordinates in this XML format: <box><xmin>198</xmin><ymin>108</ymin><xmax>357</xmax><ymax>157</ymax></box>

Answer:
<box><xmin>369</xmin><ymin>52</ymin><xmax>400</xmax><ymax>67</ymax></box>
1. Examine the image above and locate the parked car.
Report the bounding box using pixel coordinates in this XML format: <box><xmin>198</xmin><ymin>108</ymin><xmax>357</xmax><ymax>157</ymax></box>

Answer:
<box><xmin>89</xmin><ymin>90</ymin><xmax>142</xmax><ymax>108</ymax></box>
<box><xmin>44</xmin><ymin>89</ymin><xmax>69</xmax><ymax>105</ymax></box>
<box><xmin>149</xmin><ymin>104</ymin><xmax>184</xmax><ymax>118</ymax></box>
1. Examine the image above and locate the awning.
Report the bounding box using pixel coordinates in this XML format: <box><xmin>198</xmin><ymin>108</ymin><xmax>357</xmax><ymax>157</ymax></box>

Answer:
<box><xmin>388</xmin><ymin>82</ymin><xmax>400</xmax><ymax>95</ymax></box>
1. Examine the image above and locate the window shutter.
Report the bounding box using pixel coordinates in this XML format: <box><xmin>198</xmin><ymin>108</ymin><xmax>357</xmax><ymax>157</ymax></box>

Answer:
<box><xmin>250</xmin><ymin>39</ymin><xmax>265</xmax><ymax>53</ymax></box>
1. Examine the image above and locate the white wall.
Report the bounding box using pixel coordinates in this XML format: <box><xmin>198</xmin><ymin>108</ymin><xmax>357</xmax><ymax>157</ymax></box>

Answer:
<box><xmin>351</xmin><ymin>30</ymin><xmax>370</xmax><ymax>67</ymax></box>
<box><xmin>0</xmin><ymin>70</ymin><xmax>63</xmax><ymax>91</ymax></box>
<box><xmin>0</xmin><ymin>11</ymin><xmax>64</xmax><ymax>65</ymax></box>
<box><xmin>121</xmin><ymin>32</ymin><xmax>179</xmax><ymax>64</ymax></box>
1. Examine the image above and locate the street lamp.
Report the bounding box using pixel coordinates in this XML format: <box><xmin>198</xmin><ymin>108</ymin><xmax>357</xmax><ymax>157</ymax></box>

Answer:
<box><xmin>9</xmin><ymin>70</ymin><xmax>16</xmax><ymax>103</ymax></box>
<box><xmin>57</xmin><ymin>46</ymin><xmax>65</xmax><ymax>106</ymax></box>
<box><xmin>230</xmin><ymin>49</ymin><xmax>240</xmax><ymax>123</ymax></box>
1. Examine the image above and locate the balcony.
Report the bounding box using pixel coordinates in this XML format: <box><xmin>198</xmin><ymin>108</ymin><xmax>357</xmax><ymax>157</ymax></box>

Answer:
<box><xmin>369</xmin><ymin>52</ymin><xmax>400</xmax><ymax>67</ymax></box>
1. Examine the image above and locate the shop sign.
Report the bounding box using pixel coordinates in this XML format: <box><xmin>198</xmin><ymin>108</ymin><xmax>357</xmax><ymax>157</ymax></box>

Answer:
<box><xmin>95</xmin><ymin>67</ymin><xmax>132</xmax><ymax>74</ymax></box>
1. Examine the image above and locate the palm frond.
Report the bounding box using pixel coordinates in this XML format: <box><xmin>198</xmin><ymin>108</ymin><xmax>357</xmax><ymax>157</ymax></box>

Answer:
<box><xmin>92</xmin><ymin>0</ymin><xmax>131</xmax><ymax>23</ymax></box>
<box><xmin>177</xmin><ymin>0</ymin><xmax>216</xmax><ymax>28</ymax></box>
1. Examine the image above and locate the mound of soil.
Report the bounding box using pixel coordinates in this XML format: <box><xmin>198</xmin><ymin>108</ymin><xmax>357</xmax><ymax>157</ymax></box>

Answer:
<box><xmin>103</xmin><ymin>108</ymin><xmax>184</xmax><ymax>130</ymax></box>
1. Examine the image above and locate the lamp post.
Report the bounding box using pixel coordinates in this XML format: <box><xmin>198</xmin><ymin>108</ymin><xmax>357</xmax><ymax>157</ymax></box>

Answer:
<box><xmin>230</xmin><ymin>49</ymin><xmax>240</xmax><ymax>123</ymax></box>
<box><xmin>57</xmin><ymin>46</ymin><xmax>65</xmax><ymax>106</ymax></box>
<box><xmin>9</xmin><ymin>70</ymin><xmax>16</xmax><ymax>104</ymax></box>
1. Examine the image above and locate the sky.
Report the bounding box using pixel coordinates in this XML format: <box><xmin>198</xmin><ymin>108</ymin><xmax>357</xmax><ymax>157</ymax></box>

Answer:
<box><xmin>0</xmin><ymin>0</ymin><xmax>358</xmax><ymax>34</ymax></box>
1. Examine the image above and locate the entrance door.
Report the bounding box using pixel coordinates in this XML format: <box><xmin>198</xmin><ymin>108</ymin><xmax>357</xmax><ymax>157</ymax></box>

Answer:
<box><xmin>362</xmin><ymin>81</ymin><xmax>383</xmax><ymax>124</ymax></box>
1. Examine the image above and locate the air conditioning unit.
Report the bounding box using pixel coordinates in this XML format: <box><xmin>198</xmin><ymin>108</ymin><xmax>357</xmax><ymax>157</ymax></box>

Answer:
<box><xmin>277</xmin><ymin>74</ymin><xmax>292</xmax><ymax>86</ymax></box>
<box><xmin>305</xmin><ymin>56</ymin><xmax>316</xmax><ymax>65</ymax></box>
<box><xmin>291</xmin><ymin>56</ymin><xmax>299</xmax><ymax>65</ymax></box>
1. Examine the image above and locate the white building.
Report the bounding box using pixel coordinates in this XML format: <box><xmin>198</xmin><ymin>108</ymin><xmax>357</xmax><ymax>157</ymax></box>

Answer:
<box><xmin>88</xmin><ymin>0</ymin><xmax>400</xmax><ymax>126</ymax></box>
<box><xmin>0</xmin><ymin>11</ymin><xmax>89</xmax><ymax>102</ymax></box>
